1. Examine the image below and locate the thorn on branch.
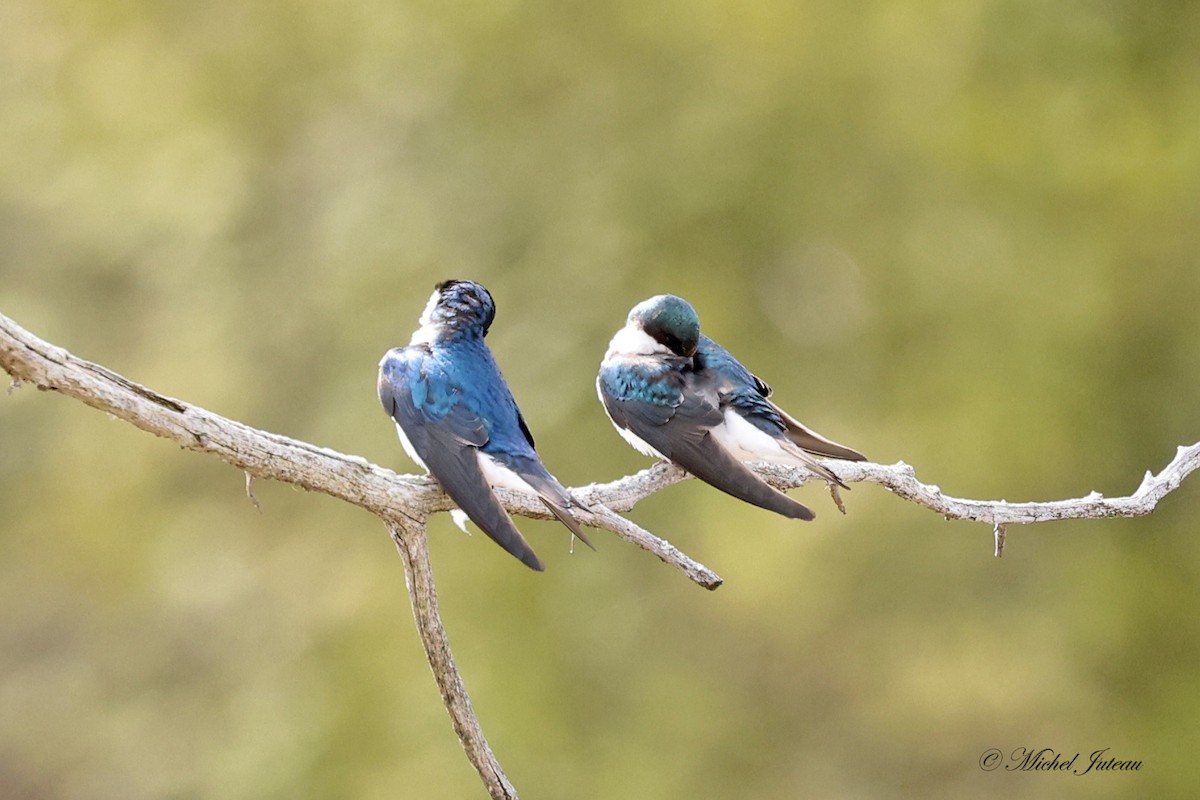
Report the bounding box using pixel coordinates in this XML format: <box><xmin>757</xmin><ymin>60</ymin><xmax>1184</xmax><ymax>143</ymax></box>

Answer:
<box><xmin>245</xmin><ymin>472</ymin><xmax>262</xmax><ymax>512</ymax></box>
<box><xmin>993</xmin><ymin>523</ymin><xmax>1007</xmax><ymax>558</ymax></box>
<box><xmin>829</xmin><ymin>483</ymin><xmax>846</xmax><ymax>514</ymax></box>
<box><xmin>7</xmin><ymin>376</ymin><xmax>21</xmax><ymax>395</ymax></box>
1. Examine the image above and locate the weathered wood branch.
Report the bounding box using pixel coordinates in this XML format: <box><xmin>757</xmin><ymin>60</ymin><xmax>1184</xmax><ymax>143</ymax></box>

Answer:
<box><xmin>4</xmin><ymin>309</ymin><xmax>1197</xmax><ymax>799</ymax></box>
<box><xmin>772</xmin><ymin>453</ymin><xmax>1200</xmax><ymax>524</ymax></box>
<box><xmin>390</xmin><ymin>521</ymin><xmax>517</xmax><ymax>800</ymax></box>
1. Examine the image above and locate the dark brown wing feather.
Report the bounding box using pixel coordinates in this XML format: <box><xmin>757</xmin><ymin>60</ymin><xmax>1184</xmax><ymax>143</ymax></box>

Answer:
<box><xmin>773</xmin><ymin>401</ymin><xmax>867</xmax><ymax>462</ymax></box>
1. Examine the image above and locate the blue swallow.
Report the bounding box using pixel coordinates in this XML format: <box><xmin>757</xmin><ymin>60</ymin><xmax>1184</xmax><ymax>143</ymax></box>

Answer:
<box><xmin>379</xmin><ymin>280</ymin><xmax>592</xmax><ymax>570</ymax></box>
<box><xmin>597</xmin><ymin>294</ymin><xmax>866</xmax><ymax>520</ymax></box>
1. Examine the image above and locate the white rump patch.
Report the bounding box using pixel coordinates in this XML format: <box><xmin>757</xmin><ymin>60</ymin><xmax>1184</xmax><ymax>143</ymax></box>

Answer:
<box><xmin>709</xmin><ymin>409</ymin><xmax>794</xmax><ymax>464</ymax></box>
<box><xmin>477</xmin><ymin>451</ymin><xmax>536</xmax><ymax>492</ymax></box>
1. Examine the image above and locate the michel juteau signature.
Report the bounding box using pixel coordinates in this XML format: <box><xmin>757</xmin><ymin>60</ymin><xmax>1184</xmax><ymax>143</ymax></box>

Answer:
<box><xmin>1003</xmin><ymin>747</ymin><xmax>1142</xmax><ymax>775</ymax></box>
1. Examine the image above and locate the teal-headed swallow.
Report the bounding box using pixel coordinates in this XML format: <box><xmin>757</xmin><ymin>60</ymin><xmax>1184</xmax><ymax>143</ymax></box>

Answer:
<box><xmin>597</xmin><ymin>294</ymin><xmax>866</xmax><ymax>520</ymax></box>
<box><xmin>379</xmin><ymin>280</ymin><xmax>591</xmax><ymax>570</ymax></box>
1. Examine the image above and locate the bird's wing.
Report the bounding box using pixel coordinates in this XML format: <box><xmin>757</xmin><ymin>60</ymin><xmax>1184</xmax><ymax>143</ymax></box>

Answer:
<box><xmin>660</xmin><ymin>380</ymin><xmax>816</xmax><ymax>520</ymax></box>
<box><xmin>492</xmin><ymin>371</ymin><xmax>591</xmax><ymax>549</ymax></box>
<box><xmin>597</xmin><ymin>357</ymin><xmax>688</xmax><ymax>433</ymax></box>
<box><xmin>378</xmin><ymin>347</ymin><xmax>544</xmax><ymax>571</ymax></box>
<box><xmin>600</xmin><ymin>358</ymin><xmax>815</xmax><ymax>520</ymax></box>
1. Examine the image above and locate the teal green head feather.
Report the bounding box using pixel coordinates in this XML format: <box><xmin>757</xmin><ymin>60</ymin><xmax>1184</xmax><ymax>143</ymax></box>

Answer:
<box><xmin>628</xmin><ymin>294</ymin><xmax>700</xmax><ymax>357</ymax></box>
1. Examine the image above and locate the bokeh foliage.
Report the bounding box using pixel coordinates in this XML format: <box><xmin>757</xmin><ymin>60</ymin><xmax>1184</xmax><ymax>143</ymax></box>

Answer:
<box><xmin>2</xmin><ymin>1</ymin><xmax>1199</xmax><ymax>797</ymax></box>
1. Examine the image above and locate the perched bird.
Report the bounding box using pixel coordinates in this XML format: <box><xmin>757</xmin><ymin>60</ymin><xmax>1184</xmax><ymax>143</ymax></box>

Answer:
<box><xmin>378</xmin><ymin>280</ymin><xmax>591</xmax><ymax>570</ymax></box>
<box><xmin>597</xmin><ymin>294</ymin><xmax>866</xmax><ymax>520</ymax></box>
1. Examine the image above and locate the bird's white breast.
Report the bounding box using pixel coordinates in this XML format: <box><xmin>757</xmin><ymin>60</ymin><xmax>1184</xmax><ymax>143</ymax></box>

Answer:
<box><xmin>598</xmin><ymin>324</ymin><xmax>670</xmax><ymax>458</ymax></box>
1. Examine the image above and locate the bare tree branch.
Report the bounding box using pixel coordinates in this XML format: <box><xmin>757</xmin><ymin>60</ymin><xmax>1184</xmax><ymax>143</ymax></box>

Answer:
<box><xmin>545</xmin><ymin>445</ymin><xmax>1200</xmax><ymax>556</ymax></box>
<box><xmin>753</xmin><ymin>449</ymin><xmax>1200</xmax><ymax>534</ymax></box>
<box><xmin>390</xmin><ymin>521</ymin><xmax>517</xmax><ymax>800</ymax></box>
<box><xmin>4</xmin><ymin>309</ymin><xmax>1198</xmax><ymax>798</ymax></box>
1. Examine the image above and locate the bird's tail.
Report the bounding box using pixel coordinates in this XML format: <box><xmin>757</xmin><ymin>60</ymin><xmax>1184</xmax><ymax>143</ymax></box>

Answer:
<box><xmin>778</xmin><ymin>439</ymin><xmax>851</xmax><ymax>490</ymax></box>
<box><xmin>502</xmin><ymin>457</ymin><xmax>596</xmax><ymax>551</ymax></box>
<box><xmin>773</xmin><ymin>401</ymin><xmax>867</xmax><ymax>463</ymax></box>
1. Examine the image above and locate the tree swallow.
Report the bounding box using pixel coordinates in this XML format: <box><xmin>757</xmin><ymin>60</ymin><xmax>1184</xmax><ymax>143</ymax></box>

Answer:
<box><xmin>379</xmin><ymin>279</ymin><xmax>592</xmax><ymax>570</ymax></box>
<box><xmin>597</xmin><ymin>294</ymin><xmax>866</xmax><ymax>520</ymax></box>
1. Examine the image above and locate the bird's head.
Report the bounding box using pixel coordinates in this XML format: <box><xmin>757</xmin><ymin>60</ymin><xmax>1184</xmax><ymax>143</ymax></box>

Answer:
<box><xmin>624</xmin><ymin>294</ymin><xmax>701</xmax><ymax>357</ymax></box>
<box><xmin>414</xmin><ymin>279</ymin><xmax>497</xmax><ymax>340</ymax></box>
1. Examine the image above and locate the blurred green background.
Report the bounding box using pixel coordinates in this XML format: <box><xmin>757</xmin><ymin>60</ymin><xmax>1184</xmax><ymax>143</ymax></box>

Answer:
<box><xmin>3</xmin><ymin>0</ymin><xmax>1199</xmax><ymax>797</ymax></box>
